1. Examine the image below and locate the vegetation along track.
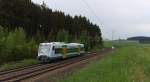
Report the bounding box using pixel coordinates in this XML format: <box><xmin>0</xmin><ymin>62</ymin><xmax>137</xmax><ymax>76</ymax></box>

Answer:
<box><xmin>0</xmin><ymin>48</ymin><xmax>112</xmax><ymax>82</ymax></box>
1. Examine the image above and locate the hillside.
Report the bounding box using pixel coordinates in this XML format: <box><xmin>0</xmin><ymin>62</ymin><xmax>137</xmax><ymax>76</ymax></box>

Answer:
<box><xmin>127</xmin><ymin>36</ymin><xmax>150</xmax><ymax>43</ymax></box>
<box><xmin>0</xmin><ymin>0</ymin><xmax>103</xmax><ymax>64</ymax></box>
<box><xmin>0</xmin><ymin>0</ymin><xmax>102</xmax><ymax>46</ymax></box>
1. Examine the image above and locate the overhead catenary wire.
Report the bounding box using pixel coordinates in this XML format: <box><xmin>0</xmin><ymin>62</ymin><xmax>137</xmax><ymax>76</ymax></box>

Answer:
<box><xmin>80</xmin><ymin>0</ymin><xmax>103</xmax><ymax>26</ymax></box>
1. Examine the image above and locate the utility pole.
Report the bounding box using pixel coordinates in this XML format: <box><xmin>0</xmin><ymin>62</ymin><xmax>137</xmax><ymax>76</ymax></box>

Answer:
<box><xmin>112</xmin><ymin>30</ymin><xmax>115</xmax><ymax>49</ymax></box>
<box><xmin>112</xmin><ymin>30</ymin><xmax>114</xmax><ymax>41</ymax></box>
<box><xmin>118</xmin><ymin>36</ymin><xmax>121</xmax><ymax>45</ymax></box>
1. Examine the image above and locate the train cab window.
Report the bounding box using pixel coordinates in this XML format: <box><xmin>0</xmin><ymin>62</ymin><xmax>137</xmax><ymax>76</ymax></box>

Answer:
<box><xmin>52</xmin><ymin>46</ymin><xmax>55</xmax><ymax>50</ymax></box>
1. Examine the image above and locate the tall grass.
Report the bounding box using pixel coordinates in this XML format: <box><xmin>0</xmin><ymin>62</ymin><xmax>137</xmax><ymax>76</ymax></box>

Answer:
<box><xmin>0</xmin><ymin>59</ymin><xmax>39</xmax><ymax>71</ymax></box>
<box><xmin>61</xmin><ymin>44</ymin><xmax>150</xmax><ymax>82</ymax></box>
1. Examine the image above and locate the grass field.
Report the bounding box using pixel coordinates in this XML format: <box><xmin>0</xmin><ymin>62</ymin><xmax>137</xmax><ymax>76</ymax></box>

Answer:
<box><xmin>0</xmin><ymin>59</ymin><xmax>39</xmax><ymax>71</ymax></box>
<box><xmin>61</xmin><ymin>44</ymin><xmax>150</xmax><ymax>82</ymax></box>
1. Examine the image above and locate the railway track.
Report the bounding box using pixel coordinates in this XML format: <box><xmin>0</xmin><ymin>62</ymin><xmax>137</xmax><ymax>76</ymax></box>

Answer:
<box><xmin>0</xmin><ymin>48</ymin><xmax>111</xmax><ymax>82</ymax></box>
<box><xmin>0</xmin><ymin>52</ymin><xmax>95</xmax><ymax>74</ymax></box>
<box><xmin>0</xmin><ymin>52</ymin><xmax>94</xmax><ymax>75</ymax></box>
<box><xmin>0</xmin><ymin>55</ymin><xmax>95</xmax><ymax>82</ymax></box>
<box><xmin>0</xmin><ymin>64</ymin><xmax>43</xmax><ymax>75</ymax></box>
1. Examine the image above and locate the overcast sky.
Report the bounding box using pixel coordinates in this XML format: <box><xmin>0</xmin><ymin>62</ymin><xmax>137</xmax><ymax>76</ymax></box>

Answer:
<box><xmin>32</xmin><ymin>0</ymin><xmax>150</xmax><ymax>40</ymax></box>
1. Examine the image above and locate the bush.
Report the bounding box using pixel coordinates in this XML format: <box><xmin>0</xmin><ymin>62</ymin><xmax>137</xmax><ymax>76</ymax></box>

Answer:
<box><xmin>0</xmin><ymin>59</ymin><xmax>39</xmax><ymax>71</ymax></box>
<box><xmin>0</xmin><ymin>27</ymin><xmax>38</xmax><ymax>64</ymax></box>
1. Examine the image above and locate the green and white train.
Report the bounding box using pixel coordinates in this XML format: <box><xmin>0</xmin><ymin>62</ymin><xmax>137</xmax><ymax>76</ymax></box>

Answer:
<box><xmin>37</xmin><ymin>42</ymin><xmax>85</xmax><ymax>63</ymax></box>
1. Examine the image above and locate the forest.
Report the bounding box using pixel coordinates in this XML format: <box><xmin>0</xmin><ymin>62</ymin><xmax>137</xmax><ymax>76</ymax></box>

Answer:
<box><xmin>0</xmin><ymin>0</ymin><xmax>103</xmax><ymax>64</ymax></box>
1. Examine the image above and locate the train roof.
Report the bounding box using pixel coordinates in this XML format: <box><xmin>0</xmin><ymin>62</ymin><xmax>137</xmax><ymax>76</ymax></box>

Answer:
<box><xmin>40</xmin><ymin>42</ymin><xmax>65</xmax><ymax>45</ymax></box>
<box><xmin>69</xmin><ymin>43</ymin><xmax>84</xmax><ymax>46</ymax></box>
<box><xmin>39</xmin><ymin>42</ymin><xmax>84</xmax><ymax>46</ymax></box>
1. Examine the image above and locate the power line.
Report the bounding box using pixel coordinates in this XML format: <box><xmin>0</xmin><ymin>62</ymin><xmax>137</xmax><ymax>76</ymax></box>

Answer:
<box><xmin>80</xmin><ymin>0</ymin><xmax>103</xmax><ymax>25</ymax></box>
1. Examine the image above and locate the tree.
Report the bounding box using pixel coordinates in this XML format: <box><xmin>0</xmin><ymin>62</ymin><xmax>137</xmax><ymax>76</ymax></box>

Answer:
<box><xmin>56</xmin><ymin>29</ymin><xmax>69</xmax><ymax>43</ymax></box>
<box><xmin>0</xmin><ymin>0</ymin><xmax>103</xmax><ymax>50</ymax></box>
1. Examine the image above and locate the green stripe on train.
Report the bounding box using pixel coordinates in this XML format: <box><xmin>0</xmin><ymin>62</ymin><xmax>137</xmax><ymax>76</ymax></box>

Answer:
<box><xmin>55</xmin><ymin>48</ymin><xmax>84</xmax><ymax>54</ymax></box>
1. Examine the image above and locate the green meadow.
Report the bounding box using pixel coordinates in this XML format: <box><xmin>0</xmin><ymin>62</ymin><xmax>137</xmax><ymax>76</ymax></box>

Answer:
<box><xmin>61</xmin><ymin>44</ymin><xmax>150</xmax><ymax>82</ymax></box>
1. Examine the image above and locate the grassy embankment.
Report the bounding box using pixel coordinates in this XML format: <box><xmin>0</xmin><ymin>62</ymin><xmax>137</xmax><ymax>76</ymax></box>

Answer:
<box><xmin>0</xmin><ymin>59</ymin><xmax>39</xmax><ymax>71</ymax></box>
<box><xmin>61</xmin><ymin>43</ymin><xmax>150</xmax><ymax>82</ymax></box>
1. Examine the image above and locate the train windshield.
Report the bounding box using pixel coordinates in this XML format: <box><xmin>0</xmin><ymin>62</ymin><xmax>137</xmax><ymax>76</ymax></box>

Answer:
<box><xmin>38</xmin><ymin>45</ymin><xmax>50</xmax><ymax>56</ymax></box>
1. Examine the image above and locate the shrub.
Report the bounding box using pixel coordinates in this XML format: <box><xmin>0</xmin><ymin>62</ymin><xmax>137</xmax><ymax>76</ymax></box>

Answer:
<box><xmin>0</xmin><ymin>59</ymin><xmax>39</xmax><ymax>71</ymax></box>
<box><xmin>0</xmin><ymin>27</ymin><xmax>38</xmax><ymax>64</ymax></box>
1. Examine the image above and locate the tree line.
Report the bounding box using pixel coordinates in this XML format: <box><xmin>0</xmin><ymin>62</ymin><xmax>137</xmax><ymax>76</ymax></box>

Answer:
<box><xmin>0</xmin><ymin>0</ymin><xmax>103</xmax><ymax>63</ymax></box>
<box><xmin>128</xmin><ymin>36</ymin><xmax>150</xmax><ymax>43</ymax></box>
